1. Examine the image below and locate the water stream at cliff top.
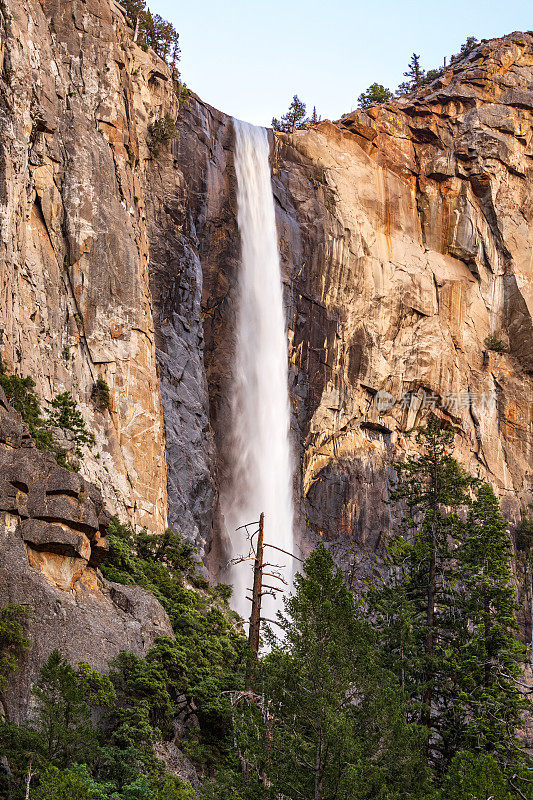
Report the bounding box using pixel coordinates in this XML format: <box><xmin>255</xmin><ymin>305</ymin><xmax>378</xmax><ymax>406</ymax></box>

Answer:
<box><xmin>221</xmin><ymin>119</ymin><xmax>294</xmax><ymax>626</ymax></box>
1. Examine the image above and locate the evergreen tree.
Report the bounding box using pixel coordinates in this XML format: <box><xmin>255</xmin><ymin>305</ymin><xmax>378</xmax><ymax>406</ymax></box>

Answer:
<box><xmin>357</xmin><ymin>82</ymin><xmax>393</xmax><ymax>108</ymax></box>
<box><xmin>151</xmin><ymin>14</ymin><xmax>180</xmax><ymax>68</ymax></box>
<box><xmin>0</xmin><ymin>603</ymin><xmax>31</xmax><ymax>691</ymax></box>
<box><xmin>396</xmin><ymin>53</ymin><xmax>425</xmax><ymax>95</ymax></box>
<box><xmin>453</xmin><ymin>485</ymin><xmax>528</xmax><ymax>763</ymax></box>
<box><xmin>450</xmin><ymin>36</ymin><xmax>479</xmax><ymax>63</ymax></box>
<box><xmin>368</xmin><ymin>416</ymin><xmax>474</xmax><ymax>763</ymax></box>
<box><xmin>47</xmin><ymin>391</ymin><xmax>95</xmax><ymax>455</ymax></box>
<box><xmin>272</xmin><ymin>95</ymin><xmax>307</xmax><ymax>133</ymax></box>
<box><xmin>124</xmin><ymin>0</ymin><xmax>180</xmax><ymax>69</ymax></box>
<box><xmin>516</xmin><ymin>511</ymin><xmax>533</xmax><ymax>669</ymax></box>
<box><xmin>229</xmin><ymin>544</ymin><xmax>431</xmax><ymax>800</ymax></box>
<box><xmin>32</xmin><ymin>649</ymin><xmax>97</xmax><ymax>767</ymax></box>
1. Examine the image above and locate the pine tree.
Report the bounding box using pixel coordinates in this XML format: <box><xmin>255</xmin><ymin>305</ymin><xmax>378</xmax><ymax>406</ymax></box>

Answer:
<box><xmin>357</xmin><ymin>82</ymin><xmax>393</xmax><ymax>108</ymax></box>
<box><xmin>453</xmin><ymin>485</ymin><xmax>528</xmax><ymax>762</ymax></box>
<box><xmin>231</xmin><ymin>544</ymin><xmax>431</xmax><ymax>800</ymax></box>
<box><xmin>32</xmin><ymin>650</ymin><xmax>96</xmax><ymax>767</ymax></box>
<box><xmin>0</xmin><ymin>603</ymin><xmax>31</xmax><ymax>691</ymax></box>
<box><xmin>368</xmin><ymin>416</ymin><xmax>474</xmax><ymax>762</ymax></box>
<box><xmin>396</xmin><ymin>53</ymin><xmax>425</xmax><ymax>95</ymax></box>
<box><xmin>516</xmin><ymin>511</ymin><xmax>533</xmax><ymax>669</ymax></box>
<box><xmin>272</xmin><ymin>95</ymin><xmax>307</xmax><ymax>133</ymax></box>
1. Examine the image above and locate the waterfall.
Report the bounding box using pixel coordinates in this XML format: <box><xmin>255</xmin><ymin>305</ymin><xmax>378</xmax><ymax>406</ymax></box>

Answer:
<box><xmin>221</xmin><ymin>119</ymin><xmax>294</xmax><ymax>625</ymax></box>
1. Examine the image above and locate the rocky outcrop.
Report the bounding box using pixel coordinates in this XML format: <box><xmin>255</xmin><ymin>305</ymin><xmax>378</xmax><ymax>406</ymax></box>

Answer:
<box><xmin>0</xmin><ymin>387</ymin><xmax>173</xmax><ymax>722</ymax></box>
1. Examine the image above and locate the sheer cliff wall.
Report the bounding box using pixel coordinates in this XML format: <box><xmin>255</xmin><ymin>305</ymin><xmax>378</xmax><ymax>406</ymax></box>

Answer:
<box><xmin>174</xmin><ymin>34</ymin><xmax>532</xmax><ymax>574</ymax></box>
<box><xmin>0</xmin><ymin>0</ymin><xmax>170</xmax><ymax>533</ymax></box>
<box><xmin>0</xmin><ymin>1</ymin><xmax>531</xmax><ymax>596</ymax></box>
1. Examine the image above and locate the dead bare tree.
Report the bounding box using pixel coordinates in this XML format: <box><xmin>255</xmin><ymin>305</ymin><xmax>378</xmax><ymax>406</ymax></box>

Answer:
<box><xmin>228</xmin><ymin>513</ymin><xmax>302</xmax><ymax>688</ymax></box>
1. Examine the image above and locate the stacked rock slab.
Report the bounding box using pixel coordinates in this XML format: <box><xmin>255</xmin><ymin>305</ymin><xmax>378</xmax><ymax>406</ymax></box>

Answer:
<box><xmin>0</xmin><ymin>387</ymin><xmax>173</xmax><ymax>722</ymax></box>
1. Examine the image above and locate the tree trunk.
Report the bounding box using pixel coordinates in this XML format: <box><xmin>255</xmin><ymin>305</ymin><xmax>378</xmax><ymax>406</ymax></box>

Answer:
<box><xmin>422</xmin><ymin>448</ymin><xmax>439</xmax><ymax>744</ymax></box>
<box><xmin>246</xmin><ymin>512</ymin><xmax>264</xmax><ymax>688</ymax></box>
<box><xmin>422</xmin><ymin>519</ymin><xmax>436</xmax><ymax>732</ymax></box>
<box><xmin>529</xmin><ymin>560</ymin><xmax>533</xmax><ymax>671</ymax></box>
<box><xmin>314</xmin><ymin>725</ymin><xmax>323</xmax><ymax>800</ymax></box>
<box><xmin>24</xmin><ymin>759</ymin><xmax>32</xmax><ymax>800</ymax></box>
<box><xmin>484</xmin><ymin>582</ymin><xmax>491</xmax><ymax>686</ymax></box>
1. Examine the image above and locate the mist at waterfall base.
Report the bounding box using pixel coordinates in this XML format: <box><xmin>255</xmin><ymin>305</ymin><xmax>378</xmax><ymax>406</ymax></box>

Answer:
<box><xmin>220</xmin><ymin>119</ymin><xmax>295</xmax><ymax>633</ymax></box>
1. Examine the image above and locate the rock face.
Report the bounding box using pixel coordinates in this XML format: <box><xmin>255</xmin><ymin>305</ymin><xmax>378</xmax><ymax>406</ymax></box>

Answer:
<box><xmin>0</xmin><ymin>0</ymin><xmax>531</xmax><ymax>657</ymax></box>
<box><xmin>171</xmin><ymin>34</ymin><xmax>532</xmax><ymax>570</ymax></box>
<box><xmin>273</xmin><ymin>32</ymin><xmax>533</xmax><ymax>550</ymax></box>
<box><xmin>0</xmin><ymin>0</ymin><xmax>169</xmax><ymax>532</ymax></box>
<box><xmin>0</xmin><ymin>388</ymin><xmax>173</xmax><ymax>721</ymax></box>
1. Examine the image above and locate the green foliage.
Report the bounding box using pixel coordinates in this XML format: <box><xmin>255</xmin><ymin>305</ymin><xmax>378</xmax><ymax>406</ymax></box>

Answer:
<box><xmin>0</xmin><ymin>604</ymin><xmax>31</xmax><ymax>692</ymax></box>
<box><xmin>0</xmin><ymin>362</ymin><xmax>94</xmax><ymax>465</ymax></box>
<box><xmin>102</xmin><ymin>517</ymin><xmax>246</xmax><ymax>769</ymax></box>
<box><xmin>0</xmin><ymin>646</ymin><xmax>197</xmax><ymax>799</ymax></box>
<box><xmin>147</xmin><ymin>113</ymin><xmax>178</xmax><ymax>156</ymax></box>
<box><xmin>0</xmin><ymin>369</ymin><xmax>44</xmax><ymax>431</ymax></box>
<box><xmin>368</xmin><ymin>417</ymin><xmax>476</xmax><ymax>763</ymax></box>
<box><xmin>124</xmin><ymin>1</ymin><xmax>180</xmax><ymax>68</ymax></box>
<box><xmin>48</xmin><ymin>391</ymin><xmax>96</xmax><ymax>455</ymax></box>
<box><xmin>92</xmin><ymin>378</ymin><xmax>111</xmax><ymax>411</ymax></box>
<box><xmin>368</xmin><ymin>417</ymin><xmax>530</xmax><ymax>789</ymax></box>
<box><xmin>441</xmin><ymin>751</ymin><xmax>513</xmax><ymax>800</ymax></box>
<box><xmin>396</xmin><ymin>52</ymin><xmax>425</xmax><ymax>95</ymax></box>
<box><xmin>175</xmin><ymin>82</ymin><xmax>190</xmax><ymax>107</ymax></box>
<box><xmin>516</xmin><ymin>511</ymin><xmax>533</xmax><ymax>554</ymax></box>
<box><xmin>32</xmin><ymin>649</ymin><xmax>97</xmax><ymax>766</ymax></box>
<box><xmin>485</xmin><ymin>334</ymin><xmax>507</xmax><ymax>353</ymax></box>
<box><xmin>272</xmin><ymin>95</ymin><xmax>308</xmax><ymax>132</ymax></box>
<box><xmin>392</xmin><ymin>37</ymin><xmax>478</xmax><ymax>96</ymax></box>
<box><xmin>32</xmin><ymin>765</ymin><xmax>93</xmax><ymax>800</ymax></box>
<box><xmin>451</xmin><ymin>36</ymin><xmax>479</xmax><ymax>63</ymax></box>
<box><xmin>223</xmin><ymin>544</ymin><xmax>432</xmax><ymax>799</ymax></box>
<box><xmin>453</xmin><ymin>484</ymin><xmax>527</xmax><ymax>759</ymax></box>
<box><xmin>419</xmin><ymin>67</ymin><xmax>445</xmax><ymax>86</ymax></box>
<box><xmin>358</xmin><ymin>82</ymin><xmax>393</xmax><ymax>108</ymax></box>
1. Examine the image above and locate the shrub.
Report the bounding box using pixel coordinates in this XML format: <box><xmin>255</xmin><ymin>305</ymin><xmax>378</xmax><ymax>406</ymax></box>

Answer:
<box><xmin>485</xmin><ymin>334</ymin><xmax>507</xmax><ymax>353</ymax></box>
<box><xmin>0</xmin><ymin>604</ymin><xmax>32</xmax><ymax>691</ymax></box>
<box><xmin>0</xmin><ymin>365</ymin><xmax>43</xmax><ymax>430</ymax></box>
<box><xmin>147</xmin><ymin>114</ymin><xmax>177</xmax><ymax>156</ymax></box>
<box><xmin>32</xmin><ymin>766</ymin><xmax>92</xmax><ymax>800</ymax></box>
<box><xmin>176</xmin><ymin>83</ymin><xmax>190</xmax><ymax>106</ymax></box>
<box><xmin>48</xmin><ymin>392</ymin><xmax>96</xmax><ymax>455</ymax></box>
<box><xmin>92</xmin><ymin>377</ymin><xmax>111</xmax><ymax>411</ymax></box>
<box><xmin>0</xmin><ymin>362</ymin><xmax>98</xmax><ymax>464</ymax></box>
<box><xmin>357</xmin><ymin>82</ymin><xmax>393</xmax><ymax>108</ymax></box>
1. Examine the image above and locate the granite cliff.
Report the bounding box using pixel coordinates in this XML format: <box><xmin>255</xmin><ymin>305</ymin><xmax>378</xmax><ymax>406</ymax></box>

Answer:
<box><xmin>0</xmin><ymin>0</ymin><xmax>532</xmax><ymax>707</ymax></box>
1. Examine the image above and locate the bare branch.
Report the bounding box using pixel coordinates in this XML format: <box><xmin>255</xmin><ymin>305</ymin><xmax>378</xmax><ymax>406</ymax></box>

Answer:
<box><xmin>264</xmin><ymin>543</ymin><xmax>304</xmax><ymax>562</ymax></box>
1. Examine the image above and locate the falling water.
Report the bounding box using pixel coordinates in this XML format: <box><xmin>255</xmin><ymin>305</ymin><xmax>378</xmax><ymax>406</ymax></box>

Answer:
<box><xmin>221</xmin><ymin>119</ymin><xmax>294</xmax><ymax>623</ymax></box>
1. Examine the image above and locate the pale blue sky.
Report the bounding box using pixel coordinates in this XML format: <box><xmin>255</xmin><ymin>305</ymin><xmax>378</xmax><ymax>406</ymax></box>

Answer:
<box><xmin>155</xmin><ymin>0</ymin><xmax>531</xmax><ymax>125</ymax></box>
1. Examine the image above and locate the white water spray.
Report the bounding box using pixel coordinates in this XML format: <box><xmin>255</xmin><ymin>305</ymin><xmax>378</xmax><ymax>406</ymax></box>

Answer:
<box><xmin>221</xmin><ymin>119</ymin><xmax>294</xmax><ymax>623</ymax></box>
